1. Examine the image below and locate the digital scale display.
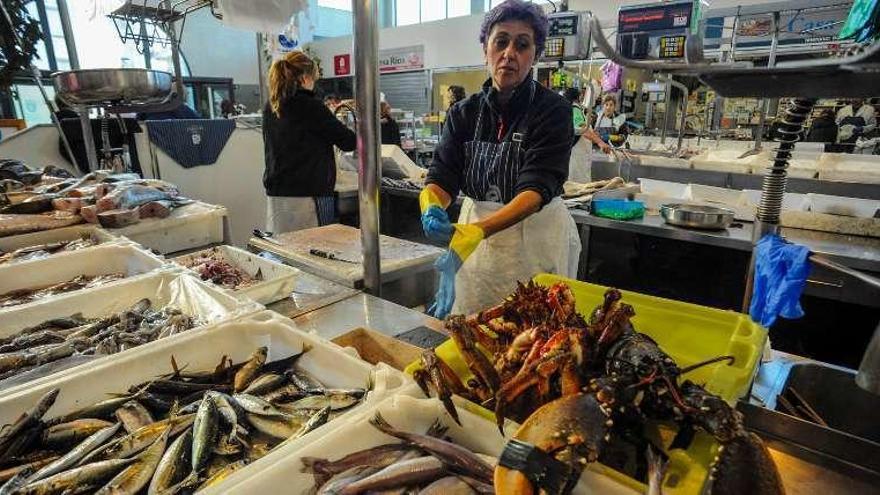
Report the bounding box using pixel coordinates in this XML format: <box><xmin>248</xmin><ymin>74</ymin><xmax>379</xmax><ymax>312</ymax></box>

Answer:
<box><xmin>618</xmin><ymin>1</ymin><xmax>692</xmax><ymax>33</ymax></box>
<box><xmin>548</xmin><ymin>15</ymin><xmax>578</xmax><ymax>37</ymax></box>
<box><xmin>659</xmin><ymin>35</ymin><xmax>686</xmax><ymax>58</ymax></box>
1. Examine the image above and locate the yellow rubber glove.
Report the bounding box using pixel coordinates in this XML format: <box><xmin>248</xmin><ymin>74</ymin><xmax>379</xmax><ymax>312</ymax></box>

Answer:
<box><xmin>419</xmin><ymin>188</ymin><xmax>444</xmax><ymax>214</ymax></box>
<box><xmin>448</xmin><ymin>223</ymin><xmax>484</xmax><ymax>262</ymax></box>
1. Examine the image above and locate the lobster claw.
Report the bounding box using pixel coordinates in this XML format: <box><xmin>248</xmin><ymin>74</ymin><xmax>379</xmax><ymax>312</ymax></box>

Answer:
<box><xmin>708</xmin><ymin>432</ymin><xmax>785</xmax><ymax>495</ymax></box>
<box><xmin>494</xmin><ymin>392</ymin><xmax>613</xmax><ymax>495</ymax></box>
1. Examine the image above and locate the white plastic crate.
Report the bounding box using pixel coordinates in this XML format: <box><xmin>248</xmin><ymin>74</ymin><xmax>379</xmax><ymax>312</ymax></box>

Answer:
<box><xmin>807</xmin><ymin>193</ymin><xmax>880</xmax><ymax>218</ymax></box>
<box><xmin>0</xmin><ymin>271</ymin><xmax>262</xmax><ymax>395</ymax></box>
<box><xmin>0</xmin><ymin>244</ymin><xmax>168</xmax><ymax>313</ymax></box>
<box><xmin>0</xmin><ymin>311</ymin><xmax>408</xmax><ymax>495</ymax></box>
<box><xmin>112</xmin><ymin>201</ymin><xmax>227</xmax><ymax>254</ymax></box>
<box><xmin>207</xmin><ymin>388</ymin><xmax>639</xmax><ymax>495</ymax></box>
<box><xmin>0</xmin><ymin>224</ymin><xmax>119</xmax><ymax>254</ymax></box>
<box><xmin>173</xmin><ymin>245</ymin><xmax>297</xmax><ymax>305</ymax></box>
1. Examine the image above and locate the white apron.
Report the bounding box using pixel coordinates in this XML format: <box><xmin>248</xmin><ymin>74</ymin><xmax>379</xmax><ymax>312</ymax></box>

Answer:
<box><xmin>451</xmin><ymin>197</ymin><xmax>581</xmax><ymax>315</ymax></box>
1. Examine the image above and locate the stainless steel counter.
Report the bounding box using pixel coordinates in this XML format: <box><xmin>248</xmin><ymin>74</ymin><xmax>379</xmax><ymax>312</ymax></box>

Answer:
<box><xmin>570</xmin><ymin>210</ymin><xmax>880</xmax><ymax>272</ymax></box>
<box><xmin>292</xmin><ymin>292</ymin><xmax>444</xmax><ymax>340</ymax></box>
<box><xmin>265</xmin><ymin>270</ymin><xmax>359</xmax><ymax>319</ymax></box>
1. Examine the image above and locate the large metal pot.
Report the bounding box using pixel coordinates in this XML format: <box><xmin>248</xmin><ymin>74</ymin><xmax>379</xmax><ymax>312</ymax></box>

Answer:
<box><xmin>52</xmin><ymin>68</ymin><xmax>173</xmax><ymax>107</ymax></box>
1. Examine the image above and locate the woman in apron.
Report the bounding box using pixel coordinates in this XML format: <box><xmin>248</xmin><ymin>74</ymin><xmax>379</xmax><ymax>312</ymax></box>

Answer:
<box><xmin>418</xmin><ymin>0</ymin><xmax>581</xmax><ymax>318</ymax></box>
<box><xmin>584</xmin><ymin>94</ymin><xmax>627</xmax><ymax>154</ymax></box>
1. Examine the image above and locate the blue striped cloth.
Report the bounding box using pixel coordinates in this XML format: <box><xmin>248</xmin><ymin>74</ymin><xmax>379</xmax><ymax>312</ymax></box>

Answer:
<box><xmin>315</xmin><ymin>196</ymin><xmax>337</xmax><ymax>226</ymax></box>
<box><xmin>146</xmin><ymin>119</ymin><xmax>235</xmax><ymax>168</ymax></box>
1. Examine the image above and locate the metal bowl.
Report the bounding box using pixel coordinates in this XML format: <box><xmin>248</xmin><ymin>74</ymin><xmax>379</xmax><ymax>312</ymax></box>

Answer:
<box><xmin>52</xmin><ymin>68</ymin><xmax>173</xmax><ymax>107</ymax></box>
<box><xmin>660</xmin><ymin>203</ymin><xmax>735</xmax><ymax>230</ymax></box>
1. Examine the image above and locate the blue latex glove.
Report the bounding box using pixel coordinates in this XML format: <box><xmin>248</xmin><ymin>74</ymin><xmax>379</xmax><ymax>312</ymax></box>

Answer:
<box><xmin>427</xmin><ymin>224</ymin><xmax>485</xmax><ymax>319</ymax></box>
<box><xmin>421</xmin><ymin>205</ymin><xmax>454</xmax><ymax>244</ymax></box>
<box><xmin>749</xmin><ymin>234</ymin><xmax>811</xmax><ymax>327</ymax></box>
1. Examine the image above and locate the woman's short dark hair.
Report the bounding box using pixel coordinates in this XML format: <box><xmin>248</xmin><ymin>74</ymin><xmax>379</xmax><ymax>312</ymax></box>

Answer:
<box><xmin>479</xmin><ymin>0</ymin><xmax>549</xmax><ymax>57</ymax></box>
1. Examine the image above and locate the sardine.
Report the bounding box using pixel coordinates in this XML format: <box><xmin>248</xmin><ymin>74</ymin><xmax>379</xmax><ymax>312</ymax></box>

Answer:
<box><xmin>0</xmin><ymin>467</ymin><xmax>34</xmax><ymax>495</ymax></box>
<box><xmin>233</xmin><ymin>347</ymin><xmax>267</xmax><ymax>392</ymax></box>
<box><xmin>95</xmin><ymin>427</ymin><xmax>169</xmax><ymax>495</ymax></box>
<box><xmin>232</xmin><ymin>394</ymin><xmax>287</xmax><ymax>417</ymax></box>
<box><xmin>114</xmin><ymin>401</ymin><xmax>155</xmax><ymax>434</ymax></box>
<box><xmin>241</xmin><ymin>372</ymin><xmax>284</xmax><ymax>396</ymax></box>
<box><xmin>0</xmin><ymin>389</ymin><xmax>59</xmax><ymax>458</ymax></box>
<box><xmin>369</xmin><ymin>414</ymin><xmax>494</xmax><ymax>483</ymax></box>
<box><xmin>292</xmin><ymin>406</ymin><xmax>331</xmax><ymax>440</ymax></box>
<box><xmin>28</xmin><ymin>422</ymin><xmax>121</xmax><ymax>482</ymax></box>
<box><xmin>245</xmin><ymin>413</ymin><xmax>303</xmax><ymax>439</ymax></box>
<box><xmin>15</xmin><ymin>458</ymin><xmax>135</xmax><ymax>495</ymax></box>
<box><xmin>418</xmin><ymin>476</ymin><xmax>477</xmax><ymax>495</ymax></box>
<box><xmin>0</xmin><ymin>351</ymin><xmax>38</xmax><ymax>374</ymax></box>
<box><xmin>206</xmin><ymin>392</ymin><xmax>248</xmax><ymax>445</ymax></box>
<box><xmin>285</xmin><ymin>369</ymin><xmax>325</xmax><ymax>393</ymax></box>
<box><xmin>288</xmin><ymin>389</ymin><xmax>366</xmax><ymax>411</ymax></box>
<box><xmin>194</xmin><ymin>459</ymin><xmax>248</xmax><ymax>492</ymax></box>
<box><xmin>338</xmin><ymin>456</ymin><xmax>446</xmax><ymax>495</ymax></box>
<box><xmin>46</xmin><ymin>394</ymin><xmax>132</xmax><ymax>426</ymax></box>
<box><xmin>80</xmin><ymin>414</ymin><xmax>195</xmax><ymax>464</ymax></box>
<box><xmin>260</xmin><ymin>383</ymin><xmax>307</xmax><ymax>403</ymax></box>
<box><xmin>188</xmin><ymin>396</ymin><xmax>219</xmax><ymax>480</ymax></box>
<box><xmin>147</xmin><ymin>428</ymin><xmax>191</xmax><ymax>495</ymax></box>
<box><xmin>0</xmin><ymin>457</ymin><xmax>57</xmax><ymax>484</ymax></box>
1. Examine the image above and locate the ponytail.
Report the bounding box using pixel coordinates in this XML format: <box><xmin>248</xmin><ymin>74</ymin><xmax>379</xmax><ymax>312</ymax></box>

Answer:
<box><xmin>268</xmin><ymin>51</ymin><xmax>317</xmax><ymax>118</ymax></box>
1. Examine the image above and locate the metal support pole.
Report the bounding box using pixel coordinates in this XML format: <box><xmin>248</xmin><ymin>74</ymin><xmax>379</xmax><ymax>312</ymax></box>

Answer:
<box><xmin>353</xmin><ymin>0</ymin><xmax>382</xmax><ymax>296</ymax></box>
<box><xmin>754</xmin><ymin>12</ymin><xmax>780</xmax><ymax>152</ymax></box>
<box><xmin>256</xmin><ymin>34</ymin><xmax>268</xmax><ymax>106</ymax></box>
<box><xmin>56</xmin><ymin>0</ymin><xmax>79</xmax><ymax>69</ymax></box>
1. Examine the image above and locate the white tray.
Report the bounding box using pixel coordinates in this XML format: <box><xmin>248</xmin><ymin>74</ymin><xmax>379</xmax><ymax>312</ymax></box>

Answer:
<box><xmin>0</xmin><ymin>225</ymin><xmax>120</xmax><ymax>254</ymax></box>
<box><xmin>807</xmin><ymin>193</ymin><xmax>880</xmax><ymax>219</ymax></box>
<box><xmin>0</xmin><ymin>311</ymin><xmax>408</xmax><ymax>493</ymax></box>
<box><xmin>173</xmin><ymin>245</ymin><xmax>297</xmax><ymax>305</ymax></box>
<box><xmin>111</xmin><ymin>201</ymin><xmax>227</xmax><ymax>255</ymax></box>
<box><xmin>0</xmin><ymin>271</ymin><xmax>262</xmax><ymax>395</ymax></box>
<box><xmin>0</xmin><ymin>244</ymin><xmax>167</xmax><ymax>313</ymax></box>
<box><xmin>208</xmin><ymin>388</ymin><xmax>639</xmax><ymax>495</ymax></box>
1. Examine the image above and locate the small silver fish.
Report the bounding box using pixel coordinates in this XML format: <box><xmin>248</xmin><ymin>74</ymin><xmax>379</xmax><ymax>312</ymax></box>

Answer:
<box><xmin>233</xmin><ymin>347</ymin><xmax>267</xmax><ymax>392</ymax></box>
<box><xmin>147</xmin><ymin>428</ymin><xmax>191</xmax><ymax>495</ymax></box>
<box><xmin>28</xmin><ymin>423</ymin><xmax>121</xmax><ymax>482</ymax></box>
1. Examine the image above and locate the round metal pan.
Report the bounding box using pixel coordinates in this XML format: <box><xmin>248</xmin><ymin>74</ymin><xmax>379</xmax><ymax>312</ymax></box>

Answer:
<box><xmin>52</xmin><ymin>69</ymin><xmax>173</xmax><ymax>107</ymax></box>
<box><xmin>660</xmin><ymin>203</ymin><xmax>735</xmax><ymax>230</ymax></box>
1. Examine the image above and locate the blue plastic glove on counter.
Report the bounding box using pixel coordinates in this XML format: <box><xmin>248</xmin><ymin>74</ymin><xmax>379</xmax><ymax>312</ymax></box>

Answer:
<box><xmin>749</xmin><ymin>234</ymin><xmax>811</xmax><ymax>327</ymax></box>
<box><xmin>427</xmin><ymin>224</ymin><xmax>484</xmax><ymax>319</ymax></box>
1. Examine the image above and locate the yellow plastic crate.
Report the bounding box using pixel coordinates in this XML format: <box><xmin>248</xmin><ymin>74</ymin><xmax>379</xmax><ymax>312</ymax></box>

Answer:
<box><xmin>405</xmin><ymin>274</ymin><xmax>768</xmax><ymax>494</ymax></box>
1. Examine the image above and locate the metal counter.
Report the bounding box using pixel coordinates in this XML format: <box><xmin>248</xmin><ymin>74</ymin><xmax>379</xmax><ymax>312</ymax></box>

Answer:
<box><xmin>265</xmin><ymin>269</ymin><xmax>359</xmax><ymax>319</ymax></box>
<box><xmin>291</xmin><ymin>292</ymin><xmax>444</xmax><ymax>340</ymax></box>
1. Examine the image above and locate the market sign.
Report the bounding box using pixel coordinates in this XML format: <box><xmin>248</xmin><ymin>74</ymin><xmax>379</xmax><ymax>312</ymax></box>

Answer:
<box><xmin>704</xmin><ymin>3</ymin><xmax>851</xmax><ymax>49</ymax></box>
<box><xmin>378</xmin><ymin>45</ymin><xmax>424</xmax><ymax>73</ymax></box>
<box><xmin>334</xmin><ymin>54</ymin><xmax>351</xmax><ymax>76</ymax></box>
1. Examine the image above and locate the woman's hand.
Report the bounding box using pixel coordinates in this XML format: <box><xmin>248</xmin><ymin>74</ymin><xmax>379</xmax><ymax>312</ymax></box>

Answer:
<box><xmin>600</xmin><ymin>142</ymin><xmax>613</xmax><ymax>154</ymax></box>
<box><xmin>419</xmin><ymin>185</ymin><xmax>454</xmax><ymax>244</ymax></box>
<box><xmin>472</xmin><ymin>190</ymin><xmax>542</xmax><ymax>237</ymax></box>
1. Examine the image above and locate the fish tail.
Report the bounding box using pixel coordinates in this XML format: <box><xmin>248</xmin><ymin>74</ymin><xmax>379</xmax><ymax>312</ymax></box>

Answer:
<box><xmin>367</xmin><ymin>412</ymin><xmax>396</xmax><ymax>437</ymax></box>
<box><xmin>299</xmin><ymin>456</ymin><xmax>328</xmax><ymax>474</ymax></box>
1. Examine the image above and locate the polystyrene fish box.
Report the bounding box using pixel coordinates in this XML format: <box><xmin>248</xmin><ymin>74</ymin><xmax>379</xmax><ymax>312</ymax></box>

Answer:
<box><xmin>0</xmin><ymin>224</ymin><xmax>120</xmax><ymax>256</ymax></box>
<box><xmin>807</xmin><ymin>193</ymin><xmax>880</xmax><ymax>218</ymax></box>
<box><xmin>0</xmin><ymin>271</ymin><xmax>262</xmax><ymax>395</ymax></box>
<box><xmin>0</xmin><ymin>311</ymin><xmax>408</xmax><ymax>492</ymax></box>
<box><xmin>205</xmin><ymin>389</ymin><xmax>640</xmax><ymax>495</ymax></box>
<box><xmin>113</xmin><ymin>201</ymin><xmax>227</xmax><ymax>254</ymax></box>
<box><xmin>172</xmin><ymin>245</ymin><xmax>297</xmax><ymax>305</ymax></box>
<box><xmin>0</xmin><ymin>244</ymin><xmax>168</xmax><ymax>312</ymax></box>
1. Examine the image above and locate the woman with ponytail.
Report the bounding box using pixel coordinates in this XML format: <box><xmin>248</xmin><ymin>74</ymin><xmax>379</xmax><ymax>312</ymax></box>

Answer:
<box><xmin>262</xmin><ymin>51</ymin><xmax>356</xmax><ymax>232</ymax></box>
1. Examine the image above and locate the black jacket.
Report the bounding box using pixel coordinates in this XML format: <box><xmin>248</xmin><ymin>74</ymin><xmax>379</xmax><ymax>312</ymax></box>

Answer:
<box><xmin>381</xmin><ymin>117</ymin><xmax>402</xmax><ymax>147</ymax></box>
<box><xmin>426</xmin><ymin>78</ymin><xmax>572</xmax><ymax>206</ymax></box>
<box><xmin>263</xmin><ymin>89</ymin><xmax>356</xmax><ymax>197</ymax></box>
<box><xmin>805</xmin><ymin>116</ymin><xmax>838</xmax><ymax>144</ymax></box>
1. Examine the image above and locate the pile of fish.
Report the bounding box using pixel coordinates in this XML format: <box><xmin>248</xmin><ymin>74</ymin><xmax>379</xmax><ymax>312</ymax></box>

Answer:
<box><xmin>1</xmin><ymin>167</ymin><xmax>192</xmax><ymax>235</ymax></box>
<box><xmin>0</xmin><ymin>160</ymin><xmax>73</xmax><ymax>189</ymax></box>
<box><xmin>0</xmin><ymin>236</ymin><xmax>97</xmax><ymax>266</ymax></box>
<box><xmin>0</xmin><ymin>299</ymin><xmax>200</xmax><ymax>386</ymax></box>
<box><xmin>180</xmin><ymin>250</ymin><xmax>259</xmax><ymax>290</ymax></box>
<box><xmin>0</xmin><ymin>273</ymin><xmax>124</xmax><ymax>309</ymax></box>
<box><xmin>0</xmin><ymin>346</ymin><xmax>368</xmax><ymax>494</ymax></box>
<box><xmin>302</xmin><ymin>414</ymin><xmax>496</xmax><ymax>494</ymax></box>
